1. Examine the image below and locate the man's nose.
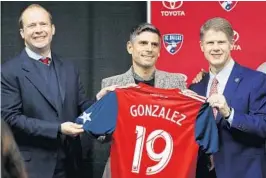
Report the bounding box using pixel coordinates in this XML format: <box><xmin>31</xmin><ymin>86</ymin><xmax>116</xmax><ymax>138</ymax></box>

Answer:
<box><xmin>34</xmin><ymin>24</ymin><xmax>43</xmax><ymax>33</ymax></box>
<box><xmin>212</xmin><ymin>42</ymin><xmax>221</xmax><ymax>51</ymax></box>
<box><xmin>146</xmin><ymin>43</ymin><xmax>153</xmax><ymax>51</ymax></box>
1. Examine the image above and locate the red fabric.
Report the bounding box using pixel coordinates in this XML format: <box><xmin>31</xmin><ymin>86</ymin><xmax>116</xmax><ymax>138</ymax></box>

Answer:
<box><xmin>39</xmin><ymin>57</ymin><xmax>51</xmax><ymax>65</ymax></box>
<box><xmin>110</xmin><ymin>85</ymin><xmax>205</xmax><ymax>178</ymax></box>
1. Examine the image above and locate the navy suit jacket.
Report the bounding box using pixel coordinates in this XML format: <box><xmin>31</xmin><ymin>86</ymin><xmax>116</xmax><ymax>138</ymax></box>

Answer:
<box><xmin>190</xmin><ymin>62</ymin><xmax>266</xmax><ymax>178</ymax></box>
<box><xmin>1</xmin><ymin>50</ymin><xmax>92</xmax><ymax>178</ymax></box>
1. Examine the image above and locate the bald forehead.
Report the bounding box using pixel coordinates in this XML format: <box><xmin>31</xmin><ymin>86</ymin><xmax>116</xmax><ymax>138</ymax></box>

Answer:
<box><xmin>21</xmin><ymin>6</ymin><xmax>52</xmax><ymax>27</ymax></box>
<box><xmin>23</xmin><ymin>6</ymin><xmax>48</xmax><ymax>18</ymax></box>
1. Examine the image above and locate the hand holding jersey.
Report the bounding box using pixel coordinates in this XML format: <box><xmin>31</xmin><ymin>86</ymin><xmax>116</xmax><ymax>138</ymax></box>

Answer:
<box><xmin>96</xmin><ymin>83</ymin><xmax>138</xmax><ymax>100</ymax></box>
<box><xmin>207</xmin><ymin>94</ymin><xmax>231</xmax><ymax>118</ymax></box>
<box><xmin>76</xmin><ymin>84</ymin><xmax>218</xmax><ymax>178</ymax></box>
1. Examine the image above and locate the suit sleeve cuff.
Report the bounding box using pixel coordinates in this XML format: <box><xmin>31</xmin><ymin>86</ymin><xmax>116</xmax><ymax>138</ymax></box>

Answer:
<box><xmin>58</xmin><ymin>124</ymin><xmax>62</xmax><ymax>133</ymax></box>
<box><xmin>226</xmin><ymin>108</ymin><xmax>234</xmax><ymax>126</ymax></box>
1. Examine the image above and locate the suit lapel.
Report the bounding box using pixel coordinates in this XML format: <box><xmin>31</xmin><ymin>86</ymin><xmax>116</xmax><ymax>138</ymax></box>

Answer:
<box><xmin>21</xmin><ymin>50</ymin><xmax>57</xmax><ymax>111</ymax></box>
<box><xmin>198</xmin><ymin>74</ymin><xmax>210</xmax><ymax>96</ymax></box>
<box><xmin>122</xmin><ymin>67</ymin><xmax>135</xmax><ymax>85</ymax></box>
<box><xmin>52</xmin><ymin>53</ymin><xmax>66</xmax><ymax>104</ymax></box>
<box><xmin>216</xmin><ymin>63</ymin><xmax>242</xmax><ymax>123</ymax></box>
<box><xmin>154</xmin><ymin>70</ymin><xmax>163</xmax><ymax>88</ymax></box>
<box><xmin>223</xmin><ymin>63</ymin><xmax>243</xmax><ymax>107</ymax></box>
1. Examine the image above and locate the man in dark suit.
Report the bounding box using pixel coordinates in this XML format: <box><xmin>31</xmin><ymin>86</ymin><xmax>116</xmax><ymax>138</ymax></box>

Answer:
<box><xmin>190</xmin><ymin>17</ymin><xmax>266</xmax><ymax>178</ymax></box>
<box><xmin>1</xmin><ymin>4</ymin><xmax>99</xmax><ymax>178</ymax></box>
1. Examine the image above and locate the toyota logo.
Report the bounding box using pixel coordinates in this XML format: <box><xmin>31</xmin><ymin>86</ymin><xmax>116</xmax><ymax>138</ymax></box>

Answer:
<box><xmin>233</xmin><ymin>30</ymin><xmax>239</xmax><ymax>42</ymax></box>
<box><xmin>162</xmin><ymin>1</ymin><xmax>183</xmax><ymax>10</ymax></box>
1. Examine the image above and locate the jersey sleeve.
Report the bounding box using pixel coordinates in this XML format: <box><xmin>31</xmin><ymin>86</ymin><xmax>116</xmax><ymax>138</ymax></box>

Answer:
<box><xmin>195</xmin><ymin>103</ymin><xmax>219</xmax><ymax>154</ymax></box>
<box><xmin>76</xmin><ymin>91</ymin><xmax>118</xmax><ymax>135</ymax></box>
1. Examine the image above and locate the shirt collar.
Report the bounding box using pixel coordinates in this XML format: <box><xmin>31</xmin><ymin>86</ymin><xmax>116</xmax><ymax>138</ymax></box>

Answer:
<box><xmin>209</xmin><ymin>59</ymin><xmax>235</xmax><ymax>87</ymax></box>
<box><xmin>131</xmin><ymin>67</ymin><xmax>155</xmax><ymax>81</ymax></box>
<box><xmin>25</xmin><ymin>47</ymin><xmax>52</xmax><ymax>61</ymax></box>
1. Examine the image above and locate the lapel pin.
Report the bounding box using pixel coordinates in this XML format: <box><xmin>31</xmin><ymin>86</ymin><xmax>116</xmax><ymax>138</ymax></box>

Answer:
<box><xmin>234</xmin><ymin>78</ymin><xmax>240</xmax><ymax>83</ymax></box>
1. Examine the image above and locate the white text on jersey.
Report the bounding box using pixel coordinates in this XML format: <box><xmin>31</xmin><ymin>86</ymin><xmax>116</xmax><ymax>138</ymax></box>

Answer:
<box><xmin>130</xmin><ymin>105</ymin><xmax>187</xmax><ymax>126</ymax></box>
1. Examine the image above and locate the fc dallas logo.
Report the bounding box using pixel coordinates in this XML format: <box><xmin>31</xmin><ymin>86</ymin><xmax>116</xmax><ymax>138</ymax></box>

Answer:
<box><xmin>163</xmin><ymin>34</ymin><xmax>183</xmax><ymax>55</ymax></box>
<box><xmin>219</xmin><ymin>1</ymin><xmax>238</xmax><ymax>12</ymax></box>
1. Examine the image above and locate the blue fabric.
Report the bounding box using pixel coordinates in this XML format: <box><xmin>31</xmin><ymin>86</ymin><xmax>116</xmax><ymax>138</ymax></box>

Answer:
<box><xmin>195</xmin><ymin>103</ymin><xmax>219</xmax><ymax>154</ymax></box>
<box><xmin>77</xmin><ymin>92</ymin><xmax>118</xmax><ymax>135</ymax></box>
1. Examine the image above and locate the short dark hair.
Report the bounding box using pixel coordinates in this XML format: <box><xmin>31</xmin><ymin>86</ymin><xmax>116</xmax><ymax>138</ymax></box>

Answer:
<box><xmin>19</xmin><ymin>4</ymin><xmax>53</xmax><ymax>29</ymax></box>
<box><xmin>200</xmin><ymin>17</ymin><xmax>234</xmax><ymax>41</ymax></box>
<box><xmin>129</xmin><ymin>23</ymin><xmax>161</xmax><ymax>41</ymax></box>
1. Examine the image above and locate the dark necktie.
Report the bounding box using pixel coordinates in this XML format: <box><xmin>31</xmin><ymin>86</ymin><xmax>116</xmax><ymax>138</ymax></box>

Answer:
<box><xmin>39</xmin><ymin>57</ymin><xmax>51</xmax><ymax>65</ymax></box>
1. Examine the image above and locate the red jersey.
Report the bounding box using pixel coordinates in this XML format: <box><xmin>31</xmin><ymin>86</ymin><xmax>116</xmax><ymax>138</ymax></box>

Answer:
<box><xmin>77</xmin><ymin>83</ymin><xmax>218</xmax><ymax>178</ymax></box>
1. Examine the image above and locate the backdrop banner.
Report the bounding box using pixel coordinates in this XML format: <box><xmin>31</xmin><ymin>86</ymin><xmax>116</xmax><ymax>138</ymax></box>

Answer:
<box><xmin>149</xmin><ymin>1</ymin><xmax>266</xmax><ymax>84</ymax></box>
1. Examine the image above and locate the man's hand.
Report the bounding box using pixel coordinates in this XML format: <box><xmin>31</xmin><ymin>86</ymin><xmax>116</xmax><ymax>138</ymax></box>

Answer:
<box><xmin>96</xmin><ymin>85</ymin><xmax>119</xmax><ymax>100</ymax></box>
<box><xmin>96</xmin><ymin>83</ymin><xmax>138</xmax><ymax>100</ymax></box>
<box><xmin>120</xmin><ymin>83</ymin><xmax>138</xmax><ymax>88</ymax></box>
<box><xmin>192</xmin><ymin>69</ymin><xmax>207</xmax><ymax>84</ymax></box>
<box><xmin>207</xmin><ymin>94</ymin><xmax>231</xmax><ymax>118</ymax></box>
<box><xmin>60</xmin><ymin>122</ymin><xmax>84</xmax><ymax>137</ymax></box>
<box><xmin>181</xmin><ymin>89</ymin><xmax>198</xmax><ymax>96</ymax></box>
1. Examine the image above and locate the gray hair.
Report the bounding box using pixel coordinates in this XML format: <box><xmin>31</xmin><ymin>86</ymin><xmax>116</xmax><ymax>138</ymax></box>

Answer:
<box><xmin>129</xmin><ymin>23</ymin><xmax>161</xmax><ymax>42</ymax></box>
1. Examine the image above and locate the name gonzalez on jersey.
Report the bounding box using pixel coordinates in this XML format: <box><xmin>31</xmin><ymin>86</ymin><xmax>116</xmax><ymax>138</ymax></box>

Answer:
<box><xmin>130</xmin><ymin>104</ymin><xmax>187</xmax><ymax>126</ymax></box>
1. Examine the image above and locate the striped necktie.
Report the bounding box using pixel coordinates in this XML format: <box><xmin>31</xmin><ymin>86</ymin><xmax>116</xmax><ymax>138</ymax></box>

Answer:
<box><xmin>209</xmin><ymin>77</ymin><xmax>219</xmax><ymax>118</ymax></box>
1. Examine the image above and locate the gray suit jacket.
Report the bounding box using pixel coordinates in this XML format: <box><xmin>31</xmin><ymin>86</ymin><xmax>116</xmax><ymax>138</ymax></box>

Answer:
<box><xmin>101</xmin><ymin>67</ymin><xmax>187</xmax><ymax>90</ymax></box>
<box><xmin>101</xmin><ymin>67</ymin><xmax>187</xmax><ymax>178</ymax></box>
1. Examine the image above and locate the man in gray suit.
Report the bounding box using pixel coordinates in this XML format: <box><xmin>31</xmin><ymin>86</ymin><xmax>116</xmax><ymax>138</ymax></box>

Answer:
<box><xmin>99</xmin><ymin>23</ymin><xmax>187</xmax><ymax>178</ymax></box>
<box><xmin>99</xmin><ymin>23</ymin><xmax>186</xmax><ymax>95</ymax></box>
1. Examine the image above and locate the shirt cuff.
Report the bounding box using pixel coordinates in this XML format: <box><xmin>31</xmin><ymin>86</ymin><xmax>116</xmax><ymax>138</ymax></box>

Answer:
<box><xmin>227</xmin><ymin>108</ymin><xmax>234</xmax><ymax>125</ymax></box>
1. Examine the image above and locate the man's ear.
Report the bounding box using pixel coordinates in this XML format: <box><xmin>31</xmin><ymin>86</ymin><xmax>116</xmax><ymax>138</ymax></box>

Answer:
<box><xmin>20</xmin><ymin>28</ymin><xmax>25</xmax><ymax>39</ymax></box>
<box><xmin>52</xmin><ymin>24</ymin><xmax>55</xmax><ymax>35</ymax></box>
<box><xmin>199</xmin><ymin>41</ymin><xmax>204</xmax><ymax>52</ymax></box>
<box><xmin>230</xmin><ymin>39</ymin><xmax>235</xmax><ymax>50</ymax></box>
<box><xmin>127</xmin><ymin>41</ymin><xmax>133</xmax><ymax>54</ymax></box>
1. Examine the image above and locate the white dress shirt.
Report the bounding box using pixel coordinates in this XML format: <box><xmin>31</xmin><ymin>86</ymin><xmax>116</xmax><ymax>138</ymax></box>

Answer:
<box><xmin>25</xmin><ymin>47</ymin><xmax>52</xmax><ymax>64</ymax></box>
